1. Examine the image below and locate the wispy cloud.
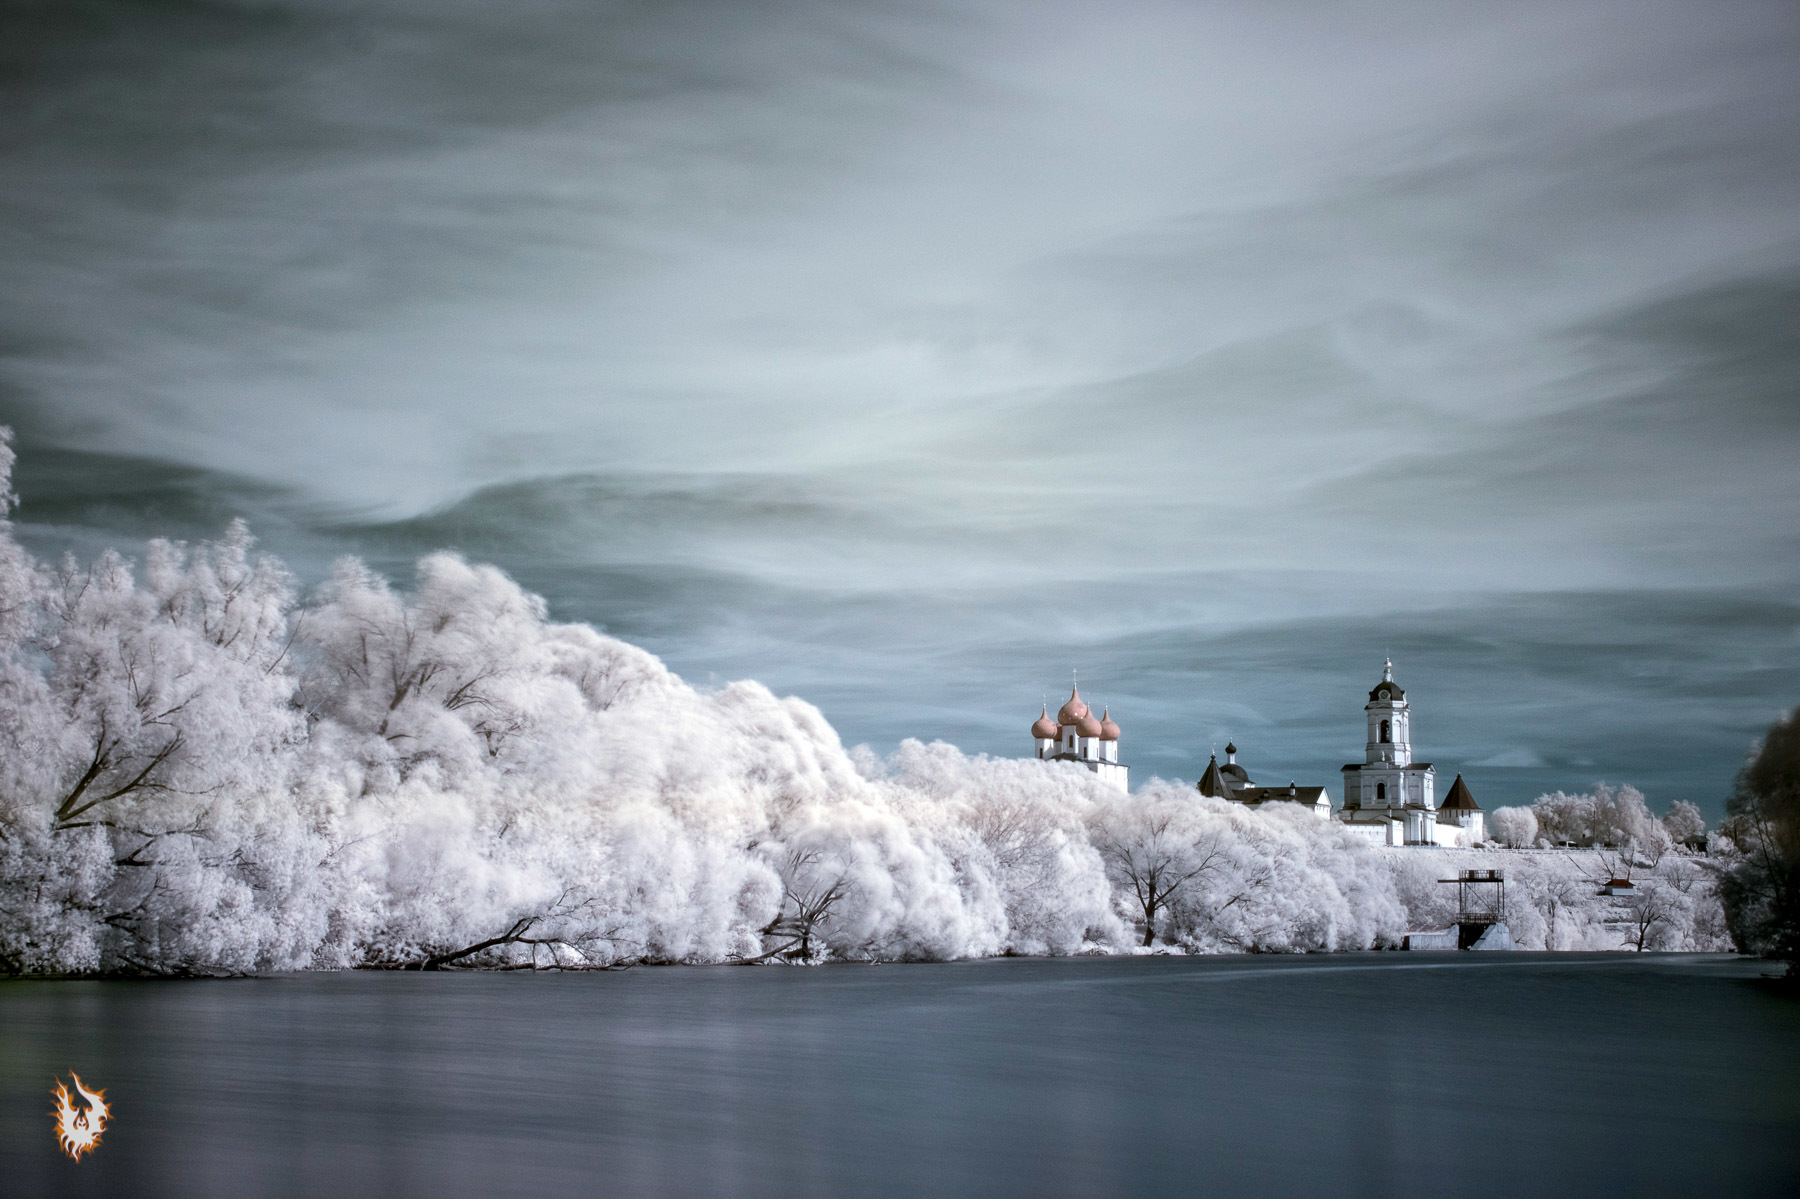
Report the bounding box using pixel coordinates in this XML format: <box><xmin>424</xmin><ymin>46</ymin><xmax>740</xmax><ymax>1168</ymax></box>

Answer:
<box><xmin>1471</xmin><ymin>749</ymin><xmax>1547</xmax><ymax>769</ymax></box>
<box><xmin>3</xmin><ymin>0</ymin><xmax>1797</xmax><ymax>812</ymax></box>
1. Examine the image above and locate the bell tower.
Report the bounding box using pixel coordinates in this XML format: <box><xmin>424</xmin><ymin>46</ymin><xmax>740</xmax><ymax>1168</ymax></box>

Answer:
<box><xmin>1341</xmin><ymin>658</ymin><xmax>1437</xmax><ymax>841</ymax></box>
<box><xmin>1364</xmin><ymin>658</ymin><xmax>1411</xmax><ymax>767</ymax></box>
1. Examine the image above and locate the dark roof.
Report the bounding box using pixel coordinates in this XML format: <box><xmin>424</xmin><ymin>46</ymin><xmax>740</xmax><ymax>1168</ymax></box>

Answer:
<box><xmin>1198</xmin><ymin>755</ymin><xmax>1229</xmax><ymax>798</ymax></box>
<box><xmin>1235</xmin><ymin>786</ymin><xmax>1329</xmax><ymax>804</ymax></box>
<box><xmin>1439</xmin><ymin>773</ymin><xmax>1481</xmax><ymax>810</ymax></box>
<box><xmin>1220</xmin><ymin>763</ymin><xmax>1251</xmax><ymax>782</ymax></box>
<box><xmin>1368</xmin><ymin>679</ymin><xmax>1406</xmax><ymax>703</ymax></box>
<box><xmin>1341</xmin><ymin>762</ymin><xmax>1433</xmax><ymax>772</ymax></box>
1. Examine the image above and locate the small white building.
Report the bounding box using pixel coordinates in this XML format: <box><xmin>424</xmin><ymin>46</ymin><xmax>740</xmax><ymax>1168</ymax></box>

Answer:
<box><xmin>1031</xmin><ymin>687</ymin><xmax>1128</xmax><ymax>792</ymax></box>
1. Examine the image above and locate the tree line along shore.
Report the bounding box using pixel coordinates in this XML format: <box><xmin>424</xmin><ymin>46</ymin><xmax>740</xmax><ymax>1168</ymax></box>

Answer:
<box><xmin>0</xmin><ymin>432</ymin><xmax>1792</xmax><ymax>976</ymax></box>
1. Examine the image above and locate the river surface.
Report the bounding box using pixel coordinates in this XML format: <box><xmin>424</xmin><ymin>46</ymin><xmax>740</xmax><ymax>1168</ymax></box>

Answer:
<box><xmin>2</xmin><ymin>954</ymin><xmax>1797</xmax><ymax>1198</ymax></box>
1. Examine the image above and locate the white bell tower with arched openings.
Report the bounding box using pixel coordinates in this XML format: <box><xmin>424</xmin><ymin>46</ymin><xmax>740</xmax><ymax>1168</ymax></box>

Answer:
<box><xmin>1365</xmin><ymin>659</ymin><xmax>1412</xmax><ymax>766</ymax></box>
<box><xmin>1340</xmin><ymin>659</ymin><xmax>1438</xmax><ymax>844</ymax></box>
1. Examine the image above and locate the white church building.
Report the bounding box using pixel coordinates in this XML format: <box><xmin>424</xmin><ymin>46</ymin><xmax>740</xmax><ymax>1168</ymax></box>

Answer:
<box><xmin>1338</xmin><ymin>660</ymin><xmax>1485</xmax><ymax>846</ymax></box>
<box><xmin>1017</xmin><ymin>662</ymin><xmax>1489</xmax><ymax>833</ymax></box>
<box><xmin>1030</xmin><ymin>686</ymin><xmax>1129</xmax><ymax>792</ymax></box>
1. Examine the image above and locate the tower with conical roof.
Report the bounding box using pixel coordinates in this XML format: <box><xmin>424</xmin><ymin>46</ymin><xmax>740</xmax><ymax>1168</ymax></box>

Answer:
<box><xmin>1028</xmin><ymin>685</ymin><xmax>1128</xmax><ymax>791</ymax></box>
<box><xmin>1435</xmin><ymin>773</ymin><xmax>1485</xmax><ymax>841</ymax></box>
<box><xmin>1198</xmin><ymin>754</ymin><xmax>1230</xmax><ymax>798</ymax></box>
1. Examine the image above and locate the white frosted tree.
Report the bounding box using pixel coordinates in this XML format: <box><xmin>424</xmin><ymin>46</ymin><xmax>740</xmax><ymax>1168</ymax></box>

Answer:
<box><xmin>885</xmin><ymin>739</ymin><xmax>1119</xmax><ymax>955</ymax></box>
<box><xmin>1662</xmin><ymin>800</ymin><xmax>1707</xmax><ymax>849</ymax></box>
<box><xmin>298</xmin><ymin>554</ymin><xmax>564</xmax><ymax>793</ymax></box>
<box><xmin>1091</xmin><ymin>793</ymin><xmax>1227</xmax><ymax>946</ymax></box>
<box><xmin>0</xmin><ymin>500</ymin><xmax>310</xmax><ymax>973</ymax></box>
<box><xmin>1489</xmin><ymin>805</ymin><xmax>1539</xmax><ymax>849</ymax></box>
<box><xmin>1530</xmin><ymin>784</ymin><xmax>1663</xmax><ymax>856</ymax></box>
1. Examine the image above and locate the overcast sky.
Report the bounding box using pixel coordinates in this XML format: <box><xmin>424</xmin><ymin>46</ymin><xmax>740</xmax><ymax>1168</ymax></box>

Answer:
<box><xmin>4</xmin><ymin>0</ymin><xmax>1798</xmax><ymax>815</ymax></box>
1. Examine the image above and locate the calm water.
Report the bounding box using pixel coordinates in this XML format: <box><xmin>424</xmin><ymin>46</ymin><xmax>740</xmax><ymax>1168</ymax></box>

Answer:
<box><xmin>2</xmin><ymin>954</ymin><xmax>1796</xmax><ymax>1198</ymax></box>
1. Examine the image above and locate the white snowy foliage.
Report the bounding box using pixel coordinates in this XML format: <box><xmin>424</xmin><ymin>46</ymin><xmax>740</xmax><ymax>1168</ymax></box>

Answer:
<box><xmin>1526</xmin><ymin>784</ymin><xmax>1667</xmax><ymax>851</ymax></box>
<box><xmin>1389</xmin><ymin>847</ymin><xmax>1731</xmax><ymax>952</ymax></box>
<box><xmin>0</xmin><ymin>436</ymin><xmax>1733</xmax><ymax>974</ymax></box>
<box><xmin>1489</xmin><ymin>805</ymin><xmax>1539</xmax><ymax>849</ymax></box>
<box><xmin>1661</xmin><ymin>799</ymin><xmax>1707</xmax><ymax>847</ymax></box>
<box><xmin>1095</xmin><ymin>785</ymin><xmax>1410</xmax><ymax>953</ymax></box>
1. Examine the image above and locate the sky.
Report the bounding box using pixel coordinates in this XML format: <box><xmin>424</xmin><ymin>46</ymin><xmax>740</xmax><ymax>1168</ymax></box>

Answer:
<box><xmin>3</xmin><ymin>0</ymin><xmax>1798</xmax><ymax>817</ymax></box>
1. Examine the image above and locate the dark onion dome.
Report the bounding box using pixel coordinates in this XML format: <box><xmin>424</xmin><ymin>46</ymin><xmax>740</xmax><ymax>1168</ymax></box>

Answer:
<box><xmin>1439</xmin><ymin>773</ymin><xmax>1481</xmax><ymax>810</ymax></box>
<box><xmin>1031</xmin><ymin>707</ymin><xmax>1058</xmax><ymax>739</ymax></box>
<box><xmin>1368</xmin><ymin>677</ymin><xmax>1406</xmax><ymax>702</ymax></box>
<box><xmin>1056</xmin><ymin>686</ymin><xmax>1090</xmax><ymax>725</ymax></box>
<box><xmin>1098</xmin><ymin>707</ymin><xmax>1120</xmax><ymax>740</ymax></box>
<box><xmin>1224</xmin><ymin>741</ymin><xmax>1237</xmax><ymax>755</ymax></box>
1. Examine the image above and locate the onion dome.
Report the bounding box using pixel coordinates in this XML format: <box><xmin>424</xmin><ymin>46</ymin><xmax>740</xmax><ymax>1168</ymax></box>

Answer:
<box><xmin>1056</xmin><ymin>686</ymin><xmax>1090</xmax><ymax>725</ymax></box>
<box><xmin>1224</xmin><ymin>741</ymin><xmax>1237</xmax><ymax>756</ymax></box>
<box><xmin>1074</xmin><ymin>709</ymin><xmax>1103</xmax><ymax>737</ymax></box>
<box><xmin>1031</xmin><ymin>707</ymin><xmax>1058</xmax><ymax>739</ymax></box>
<box><xmin>1098</xmin><ymin>707</ymin><xmax>1120</xmax><ymax>741</ymax></box>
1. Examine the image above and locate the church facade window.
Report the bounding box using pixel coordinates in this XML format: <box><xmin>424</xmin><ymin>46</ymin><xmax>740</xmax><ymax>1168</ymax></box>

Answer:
<box><xmin>1376</xmin><ymin>782</ymin><xmax>1386</xmax><ymax>800</ymax></box>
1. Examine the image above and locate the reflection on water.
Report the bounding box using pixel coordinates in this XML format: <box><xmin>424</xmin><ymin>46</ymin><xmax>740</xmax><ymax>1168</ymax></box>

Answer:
<box><xmin>2</xmin><ymin>955</ymin><xmax>1796</xmax><ymax>1198</ymax></box>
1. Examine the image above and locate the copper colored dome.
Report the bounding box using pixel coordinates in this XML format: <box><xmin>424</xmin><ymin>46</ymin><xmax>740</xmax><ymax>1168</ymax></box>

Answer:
<box><xmin>1031</xmin><ymin>707</ymin><xmax>1058</xmax><ymax>738</ymax></box>
<box><xmin>1098</xmin><ymin>707</ymin><xmax>1120</xmax><ymax>740</ymax></box>
<box><xmin>1056</xmin><ymin>686</ymin><xmax>1090</xmax><ymax>725</ymax></box>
